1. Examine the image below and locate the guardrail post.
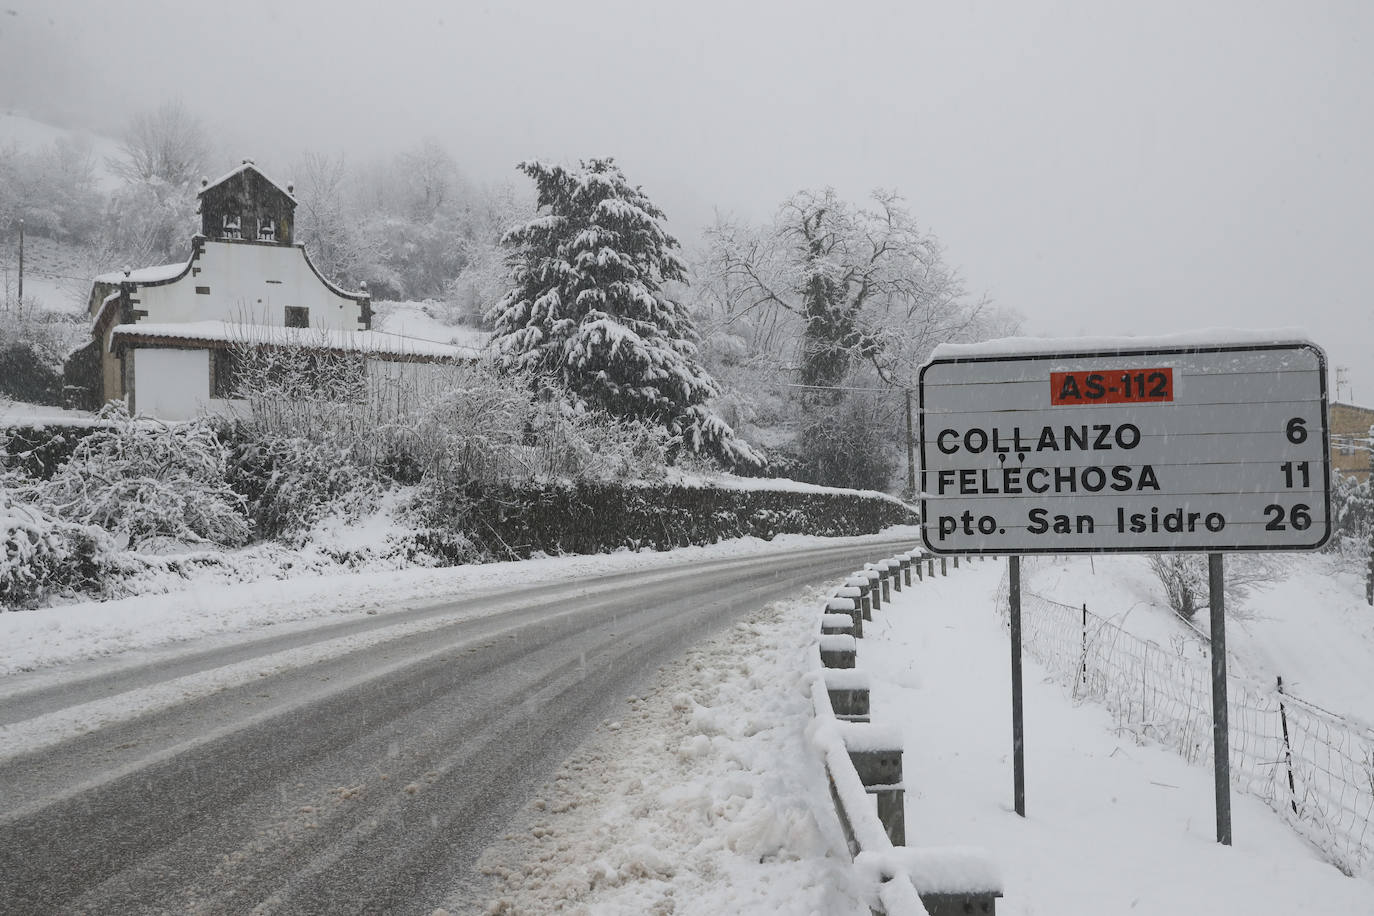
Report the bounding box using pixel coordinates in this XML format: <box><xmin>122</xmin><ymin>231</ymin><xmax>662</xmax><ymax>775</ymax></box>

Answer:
<box><xmin>820</xmin><ymin>634</ymin><xmax>857</xmax><ymax>669</ymax></box>
<box><xmin>889</xmin><ymin>558</ymin><xmax>903</xmax><ymax>593</ymax></box>
<box><xmin>920</xmin><ymin>892</ymin><xmax>998</xmax><ymax>915</ymax></box>
<box><xmin>900</xmin><ymin>554</ymin><xmax>912</xmax><ymax>586</ymax></box>
<box><xmin>953</xmin><ymin>555</ymin><xmax>960</xmax><ymax>569</ymax></box>
<box><xmin>821</xmin><ymin>612</ymin><xmax>855</xmax><ymax>636</ymax></box>
<box><xmin>880</xmin><ymin>568</ymin><xmax>892</xmax><ymax>603</ymax></box>
<box><xmin>927</xmin><ymin>557</ymin><xmax>935</xmax><ymax>579</ymax></box>
<box><xmin>827</xmin><ymin>596</ymin><xmax>862</xmax><ymax>639</ymax></box>
<box><xmin>940</xmin><ymin>557</ymin><xmax>947</xmax><ymax>577</ymax></box>
<box><xmin>865</xmin><ymin>569</ymin><xmax>882</xmax><ymax>613</ymax></box>
<box><xmin>825</xmin><ymin>670</ymin><xmax>871</xmax><ymax>723</ymax></box>
<box><xmin>847</xmin><ymin>738</ymin><xmax>905</xmax><ymax>847</ymax></box>
<box><xmin>915</xmin><ymin>557</ymin><xmax>923</xmax><ymax>582</ymax></box>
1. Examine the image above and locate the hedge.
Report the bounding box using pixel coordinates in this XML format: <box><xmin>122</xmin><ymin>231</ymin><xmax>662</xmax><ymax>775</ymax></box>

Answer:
<box><xmin>416</xmin><ymin>480</ymin><xmax>917</xmax><ymax>562</ymax></box>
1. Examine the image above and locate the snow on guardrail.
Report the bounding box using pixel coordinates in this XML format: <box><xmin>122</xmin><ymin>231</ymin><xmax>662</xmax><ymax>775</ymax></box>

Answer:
<box><xmin>809</xmin><ymin>549</ymin><xmax>1003</xmax><ymax>915</ymax></box>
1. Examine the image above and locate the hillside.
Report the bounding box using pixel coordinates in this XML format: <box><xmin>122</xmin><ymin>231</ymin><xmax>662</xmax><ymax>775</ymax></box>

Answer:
<box><xmin>1023</xmin><ymin>552</ymin><xmax>1374</xmax><ymax>728</ymax></box>
<box><xmin>0</xmin><ymin>111</ymin><xmax>124</xmax><ymax>193</ymax></box>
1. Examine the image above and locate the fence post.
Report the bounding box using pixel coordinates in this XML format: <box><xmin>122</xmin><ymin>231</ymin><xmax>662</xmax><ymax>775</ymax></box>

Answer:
<box><xmin>1276</xmin><ymin>676</ymin><xmax>1300</xmax><ymax>816</ymax></box>
<box><xmin>1080</xmin><ymin>603</ymin><xmax>1088</xmax><ymax>690</ymax></box>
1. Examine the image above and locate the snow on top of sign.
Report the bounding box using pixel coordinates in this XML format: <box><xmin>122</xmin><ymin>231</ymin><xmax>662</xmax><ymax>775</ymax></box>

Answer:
<box><xmin>930</xmin><ymin>327</ymin><xmax>1318</xmax><ymax>361</ymax></box>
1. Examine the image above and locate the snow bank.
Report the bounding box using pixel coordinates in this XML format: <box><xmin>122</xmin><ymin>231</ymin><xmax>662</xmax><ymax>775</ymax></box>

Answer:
<box><xmin>451</xmin><ymin>590</ymin><xmax>868</xmax><ymax>914</ymax></box>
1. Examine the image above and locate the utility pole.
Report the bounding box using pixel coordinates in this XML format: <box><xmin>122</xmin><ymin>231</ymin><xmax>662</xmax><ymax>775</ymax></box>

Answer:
<box><xmin>17</xmin><ymin>218</ymin><xmax>23</xmax><ymax>305</ymax></box>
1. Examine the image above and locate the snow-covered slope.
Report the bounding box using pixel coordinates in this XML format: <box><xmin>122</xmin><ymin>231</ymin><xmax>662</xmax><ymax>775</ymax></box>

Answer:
<box><xmin>1023</xmin><ymin>553</ymin><xmax>1374</xmax><ymax>726</ymax></box>
<box><xmin>370</xmin><ymin>300</ymin><xmax>491</xmax><ymax>350</ymax></box>
<box><xmin>0</xmin><ymin>112</ymin><xmax>124</xmax><ymax>193</ymax></box>
<box><xmin>868</xmin><ymin>563</ymin><xmax>1369</xmax><ymax>914</ymax></box>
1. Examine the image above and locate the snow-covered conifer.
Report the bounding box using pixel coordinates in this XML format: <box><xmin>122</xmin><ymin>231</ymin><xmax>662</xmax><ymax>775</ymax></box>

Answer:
<box><xmin>491</xmin><ymin>158</ymin><xmax>758</xmax><ymax>467</ymax></box>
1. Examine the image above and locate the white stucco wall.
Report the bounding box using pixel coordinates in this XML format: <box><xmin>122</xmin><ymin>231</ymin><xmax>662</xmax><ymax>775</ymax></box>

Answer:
<box><xmin>130</xmin><ymin>348</ymin><xmax>212</xmax><ymax>421</ymax></box>
<box><xmin>132</xmin><ymin>241</ymin><xmax>366</xmax><ymax>332</ymax></box>
<box><xmin>129</xmin><ymin>348</ymin><xmax>451</xmax><ymax>422</ymax></box>
<box><xmin>130</xmin><ymin>348</ymin><xmax>250</xmax><ymax>421</ymax></box>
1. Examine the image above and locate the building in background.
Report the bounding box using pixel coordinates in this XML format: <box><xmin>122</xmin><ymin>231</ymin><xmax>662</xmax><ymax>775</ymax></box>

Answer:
<box><xmin>1329</xmin><ymin>401</ymin><xmax>1374</xmax><ymax>483</ymax></box>
<box><xmin>65</xmin><ymin>161</ymin><xmax>474</xmax><ymax>420</ymax></box>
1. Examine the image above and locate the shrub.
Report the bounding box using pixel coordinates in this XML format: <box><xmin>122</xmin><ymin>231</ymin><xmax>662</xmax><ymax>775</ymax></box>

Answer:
<box><xmin>1</xmin><ymin>492</ymin><xmax>114</xmax><ymax>608</ymax></box>
<box><xmin>411</xmin><ymin>478</ymin><xmax>915</xmax><ymax>561</ymax></box>
<box><xmin>787</xmin><ymin>408</ymin><xmax>897</xmax><ymax>491</ymax></box>
<box><xmin>225</xmin><ymin>432</ymin><xmax>379</xmax><ymax>544</ymax></box>
<box><xmin>33</xmin><ymin>402</ymin><xmax>250</xmax><ymax>549</ymax></box>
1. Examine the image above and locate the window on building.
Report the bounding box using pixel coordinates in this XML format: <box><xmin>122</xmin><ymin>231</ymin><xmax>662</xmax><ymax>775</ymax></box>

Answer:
<box><xmin>258</xmin><ymin>218</ymin><xmax>276</xmax><ymax>242</ymax></box>
<box><xmin>284</xmin><ymin>306</ymin><xmax>309</xmax><ymax>328</ymax></box>
<box><xmin>211</xmin><ymin>349</ymin><xmax>243</xmax><ymax>399</ymax></box>
<box><xmin>222</xmin><ymin>215</ymin><xmax>242</xmax><ymax>239</ymax></box>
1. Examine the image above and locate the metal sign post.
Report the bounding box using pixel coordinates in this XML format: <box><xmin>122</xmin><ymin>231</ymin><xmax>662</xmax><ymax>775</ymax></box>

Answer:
<box><xmin>1009</xmin><ymin>555</ymin><xmax>1025</xmax><ymax>817</ymax></box>
<box><xmin>918</xmin><ymin>336</ymin><xmax>1331</xmax><ymax>844</ymax></box>
<box><xmin>1208</xmin><ymin>553</ymin><xmax>1231</xmax><ymax>844</ymax></box>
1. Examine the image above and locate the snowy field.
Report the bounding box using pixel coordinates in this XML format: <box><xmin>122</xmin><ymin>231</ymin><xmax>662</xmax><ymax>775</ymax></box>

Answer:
<box><xmin>1021</xmin><ymin>552</ymin><xmax>1374</xmax><ymax>727</ymax></box>
<box><xmin>372</xmin><ymin>300</ymin><xmax>492</xmax><ymax>350</ymax></box>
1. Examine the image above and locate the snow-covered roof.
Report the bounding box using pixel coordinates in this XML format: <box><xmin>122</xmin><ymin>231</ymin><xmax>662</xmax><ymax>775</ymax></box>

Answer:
<box><xmin>199</xmin><ymin>161</ymin><xmax>295</xmax><ymax>201</ymax></box>
<box><xmin>109</xmin><ymin>321</ymin><xmax>480</xmax><ymax>360</ymax></box>
<box><xmin>929</xmin><ymin>327</ymin><xmax>1318</xmax><ymax>361</ymax></box>
<box><xmin>93</xmin><ymin>260</ymin><xmax>191</xmax><ymax>285</ymax></box>
<box><xmin>92</xmin><ymin>291</ymin><xmax>122</xmax><ymax>330</ymax></box>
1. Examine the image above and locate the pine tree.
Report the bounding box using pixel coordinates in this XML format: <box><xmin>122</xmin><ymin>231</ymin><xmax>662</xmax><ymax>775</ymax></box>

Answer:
<box><xmin>492</xmin><ymin>158</ymin><xmax>758</xmax><ymax>467</ymax></box>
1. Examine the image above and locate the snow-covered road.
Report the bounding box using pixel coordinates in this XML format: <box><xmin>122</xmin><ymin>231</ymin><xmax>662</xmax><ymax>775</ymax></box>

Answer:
<box><xmin>0</xmin><ymin>535</ymin><xmax>913</xmax><ymax>915</ymax></box>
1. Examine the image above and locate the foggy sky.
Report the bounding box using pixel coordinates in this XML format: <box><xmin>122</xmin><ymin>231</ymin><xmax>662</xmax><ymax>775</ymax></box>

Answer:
<box><xmin>4</xmin><ymin>0</ymin><xmax>1372</xmax><ymax>402</ymax></box>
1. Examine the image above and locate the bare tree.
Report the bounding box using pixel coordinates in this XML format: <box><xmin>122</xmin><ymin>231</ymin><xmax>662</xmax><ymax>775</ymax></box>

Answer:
<box><xmin>291</xmin><ymin>151</ymin><xmax>375</xmax><ymax>286</ymax></box>
<box><xmin>107</xmin><ymin>100</ymin><xmax>209</xmax><ymax>193</ymax></box>
<box><xmin>702</xmin><ymin>189</ymin><xmax>1008</xmax><ymax>390</ymax></box>
<box><xmin>399</xmin><ymin>137</ymin><xmax>466</xmax><ymax>222</ymax></box>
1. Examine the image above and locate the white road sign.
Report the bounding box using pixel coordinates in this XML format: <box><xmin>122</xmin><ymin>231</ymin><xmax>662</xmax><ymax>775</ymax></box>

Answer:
<box><xmin>918</xmin><ymin>339</ymin><xmax>1330</xmax><ymax>555</ymax></box>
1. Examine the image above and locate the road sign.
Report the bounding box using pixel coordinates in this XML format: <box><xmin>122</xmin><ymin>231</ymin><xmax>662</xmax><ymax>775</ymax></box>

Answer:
<box><xmin>918</xmin><ymin>338</ymin><xmax>1330</xmax><ymax>555</ymax></box>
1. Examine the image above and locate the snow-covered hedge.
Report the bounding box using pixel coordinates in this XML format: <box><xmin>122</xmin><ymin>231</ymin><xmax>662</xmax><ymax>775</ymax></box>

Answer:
<box><xmin>22</xmin><ymin>403</ymin><xmax>250</xmax><ymax>550</ymax></box>
<box><xmin>0</xmin><ymin>495</ymin><xmax>114</xmax><ymax>608</ymax></box>
<box><xmin>225</xmin><ymin>432</ymin><xmax>378</xmax><ymax>545</ymax></box>
<box><xmin>413</xmin><ymin>479</ymin><xmax>916</xmax><ymax>561</ymax></box>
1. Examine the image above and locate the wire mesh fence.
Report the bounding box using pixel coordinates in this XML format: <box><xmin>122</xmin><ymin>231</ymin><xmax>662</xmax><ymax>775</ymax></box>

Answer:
<box><xmin>996</xmin><ymin>564</ymin><xmax>1374</xmax><ymax>878</ymax></box>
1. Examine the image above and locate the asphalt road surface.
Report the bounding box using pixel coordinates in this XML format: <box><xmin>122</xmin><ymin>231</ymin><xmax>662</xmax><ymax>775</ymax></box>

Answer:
<box><xmin>0</xmin><ymin>536</ymin><xmax>914</xmax><ymax>915</ymax></box>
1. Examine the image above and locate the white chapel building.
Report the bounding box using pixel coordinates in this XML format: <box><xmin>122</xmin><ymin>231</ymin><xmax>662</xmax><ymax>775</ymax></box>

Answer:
<box><xmin>69</xmin><ymin>161</ymin><xmax>474</xmax><ymax>420</ymax></box>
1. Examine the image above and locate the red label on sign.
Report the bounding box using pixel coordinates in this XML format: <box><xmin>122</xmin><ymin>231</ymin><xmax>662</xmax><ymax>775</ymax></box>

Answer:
<box><xmin>1050</xmin><ymin>368</ymin><xmax>1174</xmax><ymax>405</ymax></box>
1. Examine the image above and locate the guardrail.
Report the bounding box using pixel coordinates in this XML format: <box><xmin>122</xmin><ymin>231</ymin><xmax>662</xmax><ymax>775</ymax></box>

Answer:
<box><xmin>812</xmin><ymin>550</ymin><xmax>1003</xmax><ymax>915</ymax></box>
